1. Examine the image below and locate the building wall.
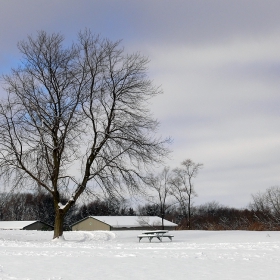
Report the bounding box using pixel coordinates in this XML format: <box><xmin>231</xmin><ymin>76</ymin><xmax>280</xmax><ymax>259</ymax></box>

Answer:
<box><xmin>72</xmin><ymin>217</ymin><xmax>110</xmax><ymax>231</ymax></box>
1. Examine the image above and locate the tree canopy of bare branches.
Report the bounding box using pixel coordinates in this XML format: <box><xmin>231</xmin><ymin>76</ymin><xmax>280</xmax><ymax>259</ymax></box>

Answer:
<box><xmin>0</xmin><ymin>30</ymin><xmax>168</xmax><ymax>238</ymax></box>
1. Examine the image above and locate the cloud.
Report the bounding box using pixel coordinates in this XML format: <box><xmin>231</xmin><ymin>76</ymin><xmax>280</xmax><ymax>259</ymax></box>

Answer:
<box><xmin>2</xmin><ymin>1</ymin><xmax>280</xmax><ymax>47</ymax></box>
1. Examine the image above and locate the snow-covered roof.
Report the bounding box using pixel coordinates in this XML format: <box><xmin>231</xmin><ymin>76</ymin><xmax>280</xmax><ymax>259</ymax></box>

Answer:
<box><xmin>90</xmin><ymin>216</ymin><xmax>178</xmax><ymax>228</ymax></box>
<box><xmin>0</xmin><ymin>221</ymin><xmax>38</xmax><ymax>230</ymax></box>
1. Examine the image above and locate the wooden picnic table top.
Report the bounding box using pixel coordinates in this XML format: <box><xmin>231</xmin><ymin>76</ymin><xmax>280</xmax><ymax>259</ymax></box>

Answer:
<box><xmin>141</xmin><ymin>230</ymin><xmax>169</xmax><ymax>235</ymax></box>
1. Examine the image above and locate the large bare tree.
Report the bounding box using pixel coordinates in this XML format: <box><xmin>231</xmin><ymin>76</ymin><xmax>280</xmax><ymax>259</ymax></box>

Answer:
<box><xmin>0</xmin><ymin>30</ymin><xmax>168</xmax><ymax>239</ymax></box>
<box><xmin>170</xmin><ymin>159</ymin><xmax>203</xmax><ymax>229</ymax></box>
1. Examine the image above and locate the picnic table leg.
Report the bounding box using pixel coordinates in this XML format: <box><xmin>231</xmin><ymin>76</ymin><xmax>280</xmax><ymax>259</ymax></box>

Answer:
<box><xmin>156</xmin><ymin>236</ymin><xmax>162</xmax><ymax>242</ymax></box>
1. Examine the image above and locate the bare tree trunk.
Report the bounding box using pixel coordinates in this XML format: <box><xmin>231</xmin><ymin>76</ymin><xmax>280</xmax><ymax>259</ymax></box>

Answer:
<box><xmin>161</xmin><ymin>214</ymin><xmax>164</xmax><ymax>230</ymax></box>
<box><xmin>188</xmin><ymin>195</ymin><xmax>191</xmax><ymax>230</ymax></box>
<box><xmin>53</xmin><ymin>209</ymin><xmax>65</xmax><ymax>239</ymax></box>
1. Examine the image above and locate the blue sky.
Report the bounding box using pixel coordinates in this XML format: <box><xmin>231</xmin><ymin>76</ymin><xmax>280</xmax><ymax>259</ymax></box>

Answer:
<box><xmin>1</xmin><ymin>0</ymin><xmax>280</xmax><ymax>207</ymax></box>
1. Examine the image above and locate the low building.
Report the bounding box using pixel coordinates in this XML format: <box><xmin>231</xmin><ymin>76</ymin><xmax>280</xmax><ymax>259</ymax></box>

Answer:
<box><xmin>0</xmin><ymin>221</ymin><xmax>54</xmax><ymax>231</ymax></box>
<box><xmin>71</xmin><ymin>216</ymin><xmax>178</xmax><ymax>231</ymax></box>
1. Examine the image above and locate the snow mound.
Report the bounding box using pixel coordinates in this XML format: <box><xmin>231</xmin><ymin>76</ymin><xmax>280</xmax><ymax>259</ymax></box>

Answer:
<box><xmin>51</xmin><ymin>235</ymin><xmax>66</xmax><ymax>242</ymax></box>
<box><xmin>65</xmin><ymin>231</ymin><xmax>116</xmax><ymax>242</ymax></box>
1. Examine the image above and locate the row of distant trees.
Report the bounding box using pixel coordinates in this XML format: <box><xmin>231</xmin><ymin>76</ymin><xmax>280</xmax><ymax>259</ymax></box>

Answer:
<box><xmin>1</xmin><ymin>186</ymin><xmax>280</xmax><ymax>230</ymax></box>
<box><xmin>0</xmin><ymin>192</ymin><xmax>135</xmax><ymax>230</ymax></box>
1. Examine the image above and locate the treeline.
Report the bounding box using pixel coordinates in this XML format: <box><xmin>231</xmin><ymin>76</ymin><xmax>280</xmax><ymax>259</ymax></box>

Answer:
<box><xmin>0</xmin><ymin>192</ymin><xmax>75</xmax><ymax>230</ymax></box>
<box><xmin>137</xmin><ymin>186</ymin><xmax>280</xmax><ymax>231</ymax></box>
<box><xmin>138</xmin><ymin>201</ymin><xmax>277</xmax><ymax>230</ymax></box>
<box><xmin>0</xmin><ymin>192</ymin><xmax>136</xmax><ymax>230</ymax></box>
<box><xmin>177</xmin><ymin>202</ymin><xmax>277</xmax><ymax>230</ymax></box>
<box><xmin>1</xmin><ymin>186</ymin><xmax>280</xmax><ymax>231</ymax></box>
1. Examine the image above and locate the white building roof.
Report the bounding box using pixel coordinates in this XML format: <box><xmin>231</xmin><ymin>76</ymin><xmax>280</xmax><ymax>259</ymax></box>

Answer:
<box><xmin>0</xmin><ymin>221</ymin><xmax>38</xmax><ymax>230</ymax></box>
<box><xmin>90</xmin><ymin>216</ymin><xmax>178</xmax><ymax>228</ymax></box>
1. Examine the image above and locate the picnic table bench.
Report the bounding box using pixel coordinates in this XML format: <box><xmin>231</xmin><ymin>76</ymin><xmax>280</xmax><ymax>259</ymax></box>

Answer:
<box><xmin>137</xmin><ymin>230</ymin><xmax>174</xmax><ymax>242</ymax></box>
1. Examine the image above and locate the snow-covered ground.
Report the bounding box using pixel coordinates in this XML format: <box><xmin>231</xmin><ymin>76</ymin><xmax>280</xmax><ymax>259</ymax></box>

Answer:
<box><xmin>0</xmin><ymin>230</ymin><xmax>279</xmax><ymax>280</ymax></box>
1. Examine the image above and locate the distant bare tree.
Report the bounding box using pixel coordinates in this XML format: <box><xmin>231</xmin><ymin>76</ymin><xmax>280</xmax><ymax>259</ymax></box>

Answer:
<box><xmin>250</xmin><ymin>186</ymin><xmax>280</xmax><ymax>228</ymax></box>
<box><xmin>0</xmin><ymin>30</ymin><xmax>168</xmax><ymax>239</ymax></box>
<box><xmin>169</xmin><ymin>159</ymin><xmax>203</xmax><ymax>229</ymax></box>
<box><xmin>136</xmin><ymin>216</ymin><xmax>161</xmax><ymax>229</ymax></box>
<box><xmin>146</xmin><ymin>167</ymin><xmax>175</xmax><ymax>229</ymax></box>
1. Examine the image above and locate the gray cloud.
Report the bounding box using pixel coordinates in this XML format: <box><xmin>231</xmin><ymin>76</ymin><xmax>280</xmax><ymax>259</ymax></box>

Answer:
<box><xmin>1</xmin><ymin>1</ymin><xmax>280</xmax><ymax>48</ymax></box>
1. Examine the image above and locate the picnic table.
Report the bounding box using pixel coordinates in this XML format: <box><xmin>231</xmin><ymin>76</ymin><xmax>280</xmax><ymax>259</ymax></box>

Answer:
<box><xmin>137</xmin><ymin>230</ymin><xmax>174</xmax><ymax>242</ymax></box>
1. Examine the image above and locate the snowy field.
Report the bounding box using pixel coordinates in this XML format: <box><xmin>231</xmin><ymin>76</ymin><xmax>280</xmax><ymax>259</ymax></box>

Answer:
<box><xmin>0</xmin><ymin>230</ymin><xmax>279</xmax><ymax>280</ymax></box>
